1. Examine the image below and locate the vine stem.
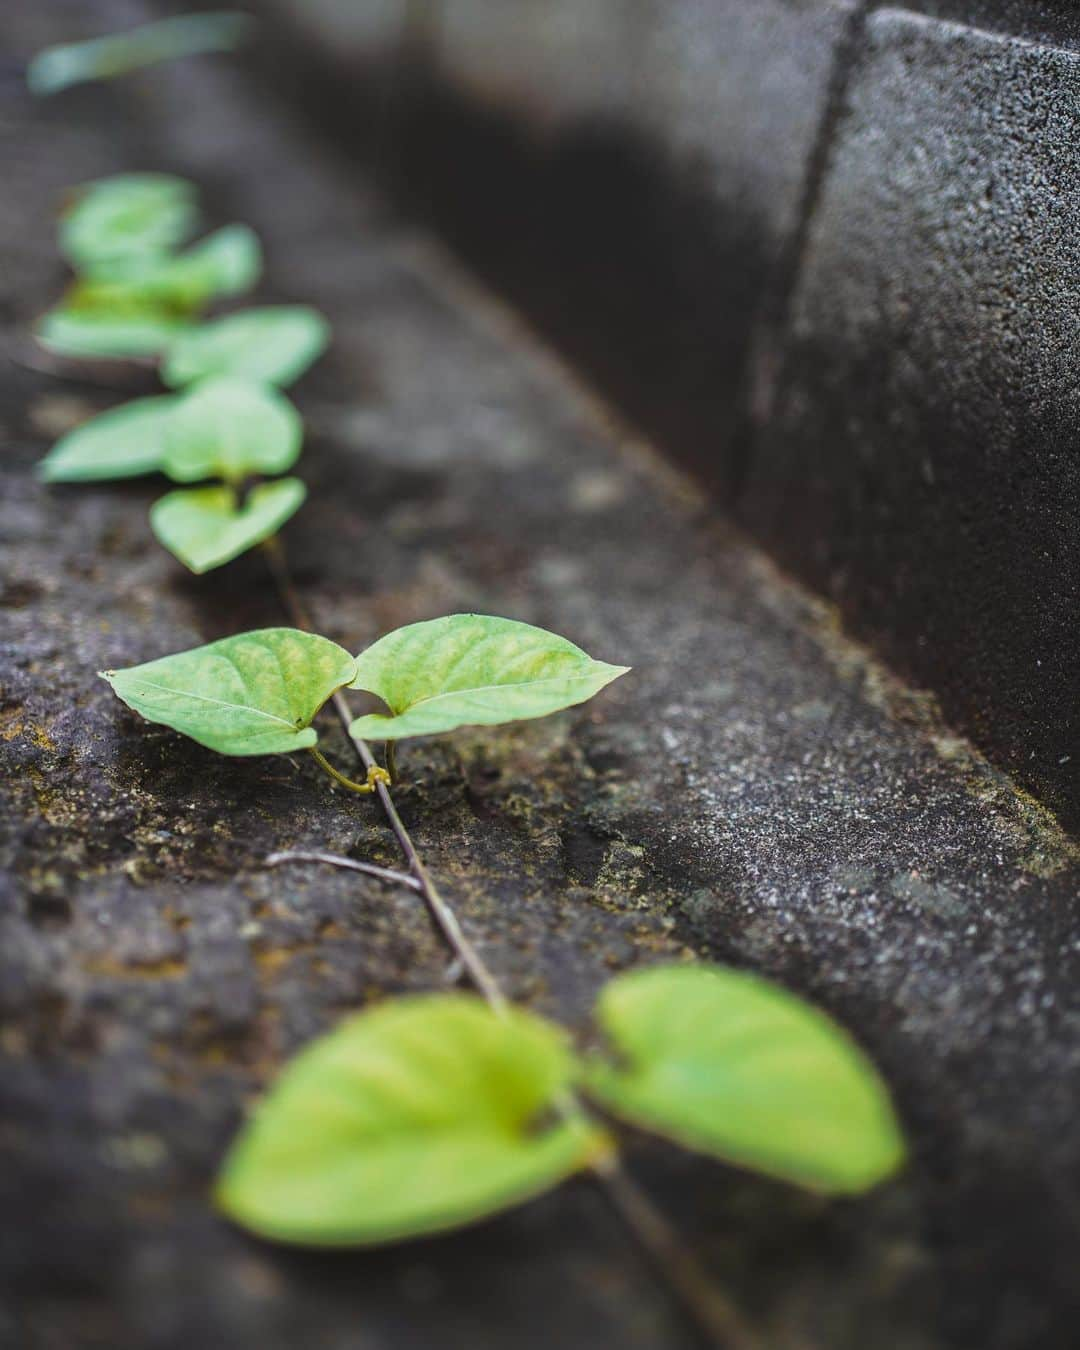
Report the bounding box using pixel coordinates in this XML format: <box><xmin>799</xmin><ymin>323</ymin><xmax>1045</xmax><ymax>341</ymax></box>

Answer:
<box><xmin>260</xmin><ymin>535</ymin><xmax>759</xmax><ymax>1350</ymax></box>
<box><xmin>265</xmin><ymin>849</ymin><xmax>423</xmax><ymax>893</ymax></box>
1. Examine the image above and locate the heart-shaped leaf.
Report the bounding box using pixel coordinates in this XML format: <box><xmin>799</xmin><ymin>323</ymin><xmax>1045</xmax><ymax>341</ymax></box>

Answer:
<box><xmin>69</xmin><ymin>224</ymin><xmax>261</xmax><ymax>316</ymax></box>
<box><xmin>59</xmin><ymin>174</ymin><xmax>198</xmax><ymax>271</ymax></box>
<box><xmin>162</xmin><ymin>377</ymin><xmax>303</xmax><ymax>484</ymax></box>
<box><xmin>36</xmin><ymin>306</ymin><xmax>192</xmax><ymax>359</ymax></box>
<box><xmin>347</xmin><ymin>614</ymin><xmax>629</xmax><ymax>741</ymax></box>
<box><xmin>150</xmin><ymin>478</ymin><xmax>306</xmax><ymax>573</ymax></box>
<box><xmin>215</xmin><ymin>994</ymin><xmax>609</xmax><ymax>1245</ymax></box>
<box><xmin>585</xmin><ymin>965</ymin><xmax>905</xmax><ymax>1195</ymax></box>
<box><xmin>27</xmin><ymin>11</ymin><xmax>255</xmax><ymax>96</ymax></box>
<box><xmin>162</xmin><ymin>306</ymin><xmax>331</xmax><ymax>389</ymax></box>
<box><xmin>101</xmin><ymin>627</ymin><xmax>355</xmax><ymax>756</ymax></box>
<box><xmin>38</xmin><ymin>394</ymin><xmax>177</xmax><ymax>483</ymax></box>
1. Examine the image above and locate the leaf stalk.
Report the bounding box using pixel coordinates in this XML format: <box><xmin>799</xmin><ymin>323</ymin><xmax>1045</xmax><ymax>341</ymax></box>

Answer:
<box><xmin>309</xmin><ymin>746</ymin><xmax>389</xmax><ymax>795</ymax></box>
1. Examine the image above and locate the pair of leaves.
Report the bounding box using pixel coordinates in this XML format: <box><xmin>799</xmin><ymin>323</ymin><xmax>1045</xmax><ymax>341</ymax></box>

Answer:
<box><xmin>27</xmin><ymin>11</ymin><xmax>254</xmax><ymax>96</ymax></box>
<box><xmin>42</xmin><ymin>175</ymin><xmax>320</xmax><ymax>375</ymax></box>
<box><xmin>40</xmin><ymin>225</ymin><xmax>262</xmax><ymax>360</ymax></box>
<box><xmin>66</xmin><ymin>223</ymin><xmax>262</xmax><ymax>315</ymax></box>
<box><xmin>216</xmin><ymin>967</ymin><xmax>905</xmax><ymax>1246</ymax></box>
<box><xmin>40</xmin><ymin>378</ymin><xmax>306</xmax><ymax>573</ymax></box>
<box><xmin>161</xmin><ymin>306</ymin><xmax>330</xmax><ymax>389</ymax></box>
<box><xmin>40</xmin><ymin>377</ymin><xmax>302</xmax><ymax>485</ymax></box>
<box><xmin>101</xmin><ymin>617</ymin><xmax>630</xmax><ymax>754</ymax></box>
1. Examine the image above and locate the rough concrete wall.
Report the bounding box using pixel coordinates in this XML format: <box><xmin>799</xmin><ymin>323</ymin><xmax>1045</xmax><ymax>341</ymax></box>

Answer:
<box><xmin>743</xmin><ymin>8</ymin><xmax>1080</xmax><ymax>834</ymax></box>
<box><xmin>250</xmin><ymin>0</ymin><xmax>1080</xmax><ymax>830</ymax></box>
<box><xmin>9</xmin><ymin>4</ymin><xmax>1080</xmax><ymax>1349</ymax></box>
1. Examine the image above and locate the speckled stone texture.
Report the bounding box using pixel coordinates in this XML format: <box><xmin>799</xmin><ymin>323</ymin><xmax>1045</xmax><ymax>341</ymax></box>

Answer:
<box><xmin>250</xmin><ymin>0</ymin><xmax>1080</xmax><ymax>829</ymax></box>
<box><xmin>4</xmin><ymin>3</ymin><xmax>1080</xmax><ymax>1349</ymax></box>
<box><xmin>743</xmin><ymin>8</ymin><xmax>1080</xmax><ymax>832</ymax></box>
<box><xmin>909</xmin><ymin>0</ymin><xmax>1080</xmax><ymax>46</ymax></box>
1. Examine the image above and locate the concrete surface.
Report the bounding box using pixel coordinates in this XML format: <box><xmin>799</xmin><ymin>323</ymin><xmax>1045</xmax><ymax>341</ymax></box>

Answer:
<box><xmin>3</xmin><ymin>3</ymin><xmax>1080</xmax><ymax>1348</ymax></box>
<box><xmin>250</xmin><ymin>0</ymin><xmax>1080</xmax><ymax>826</ymax></box>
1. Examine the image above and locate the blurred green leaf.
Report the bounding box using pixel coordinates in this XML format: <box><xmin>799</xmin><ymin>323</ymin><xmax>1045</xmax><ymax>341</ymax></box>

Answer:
<box><xmin>216</xmin><ymin>994</ymin><xmax>608</xmax><ymax>1245</ymax></box>
<box><xmin>60</xmin><ymin>174</ymin><xmax>198</xmax><ymax>271</ymax></box>
<box><xmin>162</xmin><ymin>306</ymin><xmax>330</xmax><ymax>388</ymax></box>
<box><xmin>28</xmin><ymin>12</ymin><xmax>255</xmax><ymax>96</ymax></box>
<box><xmin>162</xmin><ymin>376</ymin><xmax>302</xmax><ymax>484</ymax></box>
<box><xmin>586</xmin><ymin>964</ymin><xmax>906</xmax><ymax>1195</ymax></box>
<box><xmin>38</xmin><ymin>394</ymin><xmax>177</xmax><ymax>483</ymax></box>
<box><xmin>348</xmin><ymin>614</ymin><xmax>629</xmax><ymax>741</ymax></box>
<box><xmin>36</xmin><ymin>305</ymin><xmax>191</xmax><ymax>359</ymax></box>
<box><xmin>150</xmin><ymin>478</ymin><xmax>306</xmax><ymax>573</ymax></box>
<box><xmin>101</xmin><ymin>626</ymin><xmax>354</xmax><ymax>756</ymax></box>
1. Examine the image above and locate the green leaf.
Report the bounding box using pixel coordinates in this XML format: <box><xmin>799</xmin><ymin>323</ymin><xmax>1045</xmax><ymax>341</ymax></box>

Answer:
<box><xmin>60</xmin><ymin>174</ymin><xmax>198</xmax><ymax>271</ymax></box>
<box><xmin>347</xmin><ymin>614</ymin><xmax>629</xmax><ymax>742</ymax></box>
<box><xmin>586</xmin><ymin>965</ymin><xmax>905</xmax><ymax>1195</ymax></box>
<box><xmin>162</xmin><ymin>306</ymin><xmax>331</xmax><ymax>389</ymax></box>
<box><xmin>70</xmin><ymin>224</ymin><xmax>262</xmax><ymax>315</ymax></box>
<box><xmin>38</xmin><ymin>394</ymin><xmax>177</xmax><ymax>483</ymax></box>
<box><xmin>150</xmin><ymin>479</ymin><xmax>306</xmax><ymax>574</ymax></box>
<box><xmin>162</xmin><ymin>377</ymin><xmax>303</xmax><ymax>483</ymax></box>
<box><xmin>36</xmin><ymin>306</ymin><xmax>192</xmax><ymax>359</ymax></box>
<box><xmin>215</xmin><ymin>994</ymin><xmax>608</xmax><ymax>1245</ymax></box>
<box><xmin>159</xmin><ymin>224</ymin><xmax>262</xmax><ymax>305</ymax></box>
<box><xmin>27</xmin><ymin>11</ymin><xmax>255</xmax><ymax>96</ymax></box>
<box><xmin>101</xmin><ymin>627</ymin><xmax>355</xmax><ymax>756</ymax></box>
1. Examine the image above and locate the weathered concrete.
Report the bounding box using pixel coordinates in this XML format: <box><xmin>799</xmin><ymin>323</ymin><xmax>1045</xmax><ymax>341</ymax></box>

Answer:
<box><xmin>4</xmin><ymin>3</ymin><xmax>1080</xmax><ymax>1349</ymax></box>
<box><xmin>743</xmin><ymin>7</ymin><xmax>1080</xmax><ymax>833</ymax></box>
<box><xmin>910</xmin><ymin>1</ymin><xmax>1080</xmax><ymax>47</ymax></box>
<box><xmin>249</xmin><ymin>0</ymin><xmax>1080</xmax><ymax>828</ymax></box>
<box><xmin>259</xmin><ymin>0</ymin><xmax>855</xmax><ymax>499</ymax></box>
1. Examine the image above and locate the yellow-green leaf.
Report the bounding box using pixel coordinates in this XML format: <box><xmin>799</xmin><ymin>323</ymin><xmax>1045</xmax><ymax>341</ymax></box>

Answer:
<box><xmin>150</xmin><ymin>479</ymin><xmax>306</xmax><ymax>573</ymax></box>
<box><xmin>586</xmin><ymin>965</ymin><xmax>905</xmax><ymax>1195</ymax></box>
<box><xmin>216</xmin><ymin>994</ymin><xmax>609</xmax><ymax>1245</ymax></box>
<box><xmin>162</xmin><ymin>306</ymin><xmax>331</xmax><ymax>389</ymax></box>
<box><xmin>38</xmin><ymin>394</ymin><xmax>177</xmax><ymax>483</ymax></box>
<box><xmin>101</xmin><ymin>627</ymin><xmax>355</xmax><ymax>756</ymax></box>
<box><xmin>161</xmin><ymin>377</ymin><xmax>302</xmax><ymax>484</ymax></box>
<box><xmin>348</xmin><ymin>614</ymin><xmax>629</xmax><ymax>741</ymax></box>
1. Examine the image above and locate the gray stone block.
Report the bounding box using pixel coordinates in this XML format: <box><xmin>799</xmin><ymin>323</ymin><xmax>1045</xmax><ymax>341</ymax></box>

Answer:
<box><xmin>396</xmin><ymin>0</ymin><xmax>856</xmax><ymax>494</ymax></box>
<box><xmin>741</xmin><ymin>7</ymin><xmax>1080</xmax><ymax>824</ymax></box>
<box><xmin>908</xmin><ymin>0</ymin><xmax>1080</xmax><ymax>48</ymax></box>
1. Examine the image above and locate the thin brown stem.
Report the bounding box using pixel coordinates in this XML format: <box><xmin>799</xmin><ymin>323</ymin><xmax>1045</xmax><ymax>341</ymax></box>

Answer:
<box><xmin>262</xmin><ymin>537</ymin><xmax>756</xmax><ymax>1348</ymax></box>
<box><xmin>265</xmin><ymin>849</ymin><xmax>423</xmax><ymax>893</ymax></box>
<box><xmin>262</xmin><ymin>535</ymin><xmax>507</xmax><ymax>1012</ymax></box>
<box><xmin>591</xmin><ymin>1152</ymin><xmax>761</xmax><ymax>1350</ymax></box>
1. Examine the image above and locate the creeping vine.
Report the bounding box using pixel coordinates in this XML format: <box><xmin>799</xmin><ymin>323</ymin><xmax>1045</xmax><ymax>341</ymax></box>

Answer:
<box><xmin>28</xmin><ymin>33</ymin><xmax>906</xmax><ymax>1349</ymax></box>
